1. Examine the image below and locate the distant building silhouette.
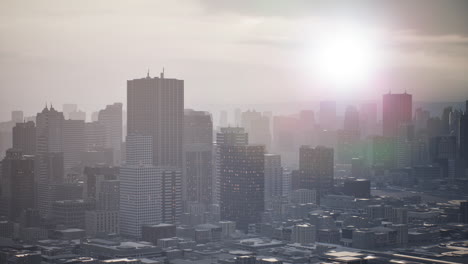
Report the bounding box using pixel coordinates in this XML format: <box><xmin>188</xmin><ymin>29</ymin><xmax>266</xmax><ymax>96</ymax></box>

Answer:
<box><xmin>35</xmin><ymin>105</ymin><xmax>65</xmax><ymax>217</ymax></box>
<box><xmin>0</xmin><ymin>149</ymin><xmax>35</xmax><ymax>221</ymax></box>
<box><xmin>98</xmin><ymin>103</ymin><xmax>123</xmax><ymax>165</ymax></box>
<box><xmin>13</xmin><ymin>121</ymin><xmax>36</xmax><ymax>155</ymax></box>
<box><xmin>382</xmin><ymin>92</ymin><xmax>412</xmax><ymax>137</ymax></box>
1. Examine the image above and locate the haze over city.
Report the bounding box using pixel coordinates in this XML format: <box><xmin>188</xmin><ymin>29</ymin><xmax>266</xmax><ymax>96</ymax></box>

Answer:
<box><xmin>2</xmin><ymin>0</ymin><xmax>468</xmax><ymax>121</ymax></box>
<box><xmin>1</xmin><ymin>1</ymin><xmax>468</xmax><ymax>264</ymax></box>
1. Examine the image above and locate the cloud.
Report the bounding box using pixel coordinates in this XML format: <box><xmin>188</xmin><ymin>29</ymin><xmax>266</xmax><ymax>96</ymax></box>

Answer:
<box><xmin>198</xmin><ymin>0</ymin><xmax>468</xmax><ymax>36</ymax></box>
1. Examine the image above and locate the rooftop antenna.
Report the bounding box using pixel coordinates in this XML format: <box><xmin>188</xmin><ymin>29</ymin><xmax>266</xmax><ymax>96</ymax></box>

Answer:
<box><xmin>160</xmin><ymin>67</ymin><xmax>165</xmax><ymax>79</ymax></box>
<box><xmin>146</xmin><ymin>68</ymin><xmax>150</xmax><ymax>78</ymax></box>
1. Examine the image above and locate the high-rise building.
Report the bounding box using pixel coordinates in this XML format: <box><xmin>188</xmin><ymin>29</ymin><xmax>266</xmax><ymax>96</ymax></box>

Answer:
<box><xmin>98</xmin><ymin>103</ymin><xmax>123</xmax><ymax>165</ymax></box>
<box><xmin>382</xmin><ymin>92</ymin><xmax>412</xmax><ymax>137</ymax></box>
<box><xmin>184</xmin><ymin>109</ymin><xmax>213</xmax><ymax>206</ymax></box>
<box><xmin>83</xmin><ymin>166</ymin><xmax>120</xmax><ymax>236</ymax></box>
<box><xmin>120</xmin><ymin>134</ymin><xmax>162</xmax><ymax>238</ymax></box>
<box><xmin>127</xmin><ymin>71</ymin><xmax>184</xmax><ymax>167</ymax></box>
<box><xmin>214</xmin><ymin>127</ymin><xmax>249</xmax><ymax>204</ymax></box>
<box><xmin>161</xmin><ymin>168</ymin><xmax>182</xmax><ymax>224</ymax></box>
<box><xmin>35</xmin><ymin>105</ymin><xmax>65</xmax><ymax>217</ymax></box>
<box><xmin>12</xmin><ymin>121</ymin><xmax>36</xmax><ymax>155</ymax></box>
<box><xmin>219</xmin><ymin>144</ymin><xmax>265</xmax><ymax>232</ymax></box>
<box><xmin>264</xmin><ymin>154</ymin><xmax>283</xmax><ymax>208</ymax></box>
<box><xmin>216</xmin><ymin>127</ymin><xmax>248</xmax><ymax>146</ymax></box>
<box><xmin>83</xmin><ymin>166</ymin><xmax>119</xmax><ymax>202</ymax></box>
<box><xmin>63</xmin><ymin>119</ymin><xmax>85</xmax><ymax>170</ymax></box>
<box><xmin>396</xmin><ymin>123</ymin><xmax>414</xmax><ymax>168</ymax></box>
<box><xmin>0</xmin><ymin>149</ymin><xmax>35</xmax><ymax>221</ymax></box>
<box><xmin>297</xmin><ymin>146</ymin><xmax>334</xmax><ymax>194</ymax></box>
<box><xmin>84</xmin><ymin>121</ymin><xmax>106</xmax><ymax>151</ymax></box>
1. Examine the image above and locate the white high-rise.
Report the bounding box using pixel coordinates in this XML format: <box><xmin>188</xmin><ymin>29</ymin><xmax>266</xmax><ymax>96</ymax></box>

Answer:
<box><xmin>120</xmin><ymin>134</ymin><xmax>162</xmax><ymax>238</ymax></box>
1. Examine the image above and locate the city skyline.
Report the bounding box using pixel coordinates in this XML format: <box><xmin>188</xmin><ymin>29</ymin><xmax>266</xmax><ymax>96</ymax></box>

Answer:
<box><xmin>1</xmin><ymin>2</ymin><xmax>468</xmax><ymax>264</ymax></box>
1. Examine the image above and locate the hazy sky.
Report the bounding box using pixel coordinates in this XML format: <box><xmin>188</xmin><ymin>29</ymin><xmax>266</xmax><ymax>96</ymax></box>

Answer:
<box><xmin>1</xmin><ymin>0</ymin><xmax>468</xmax><ymax>120</ymax></box>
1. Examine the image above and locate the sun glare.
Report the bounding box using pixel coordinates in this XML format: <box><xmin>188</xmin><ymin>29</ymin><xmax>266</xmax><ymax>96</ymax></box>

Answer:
<box><xmin>308</xmin><ymin>24</ymin><xmax>381</xmax><ymax>88</ymax></box>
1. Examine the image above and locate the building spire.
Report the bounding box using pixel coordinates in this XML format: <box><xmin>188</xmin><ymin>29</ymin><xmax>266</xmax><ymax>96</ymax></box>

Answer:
<box><xmin>160</xmin><ymin>67</ymin><xmax>165</xmax><ymax>79</ymax></box>
<box><xmin>146</xmin><ymin>68</ymin><xmax>150</xmax><ymax>78</ymax></box>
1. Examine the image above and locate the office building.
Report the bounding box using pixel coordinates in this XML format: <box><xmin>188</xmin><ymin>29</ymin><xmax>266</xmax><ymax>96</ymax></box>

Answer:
<box><xmin>264</xmin><ymin>154</ymin><xmax>283</xmax><ymax>208</ymax></box>
<box><xmin>382</xmin><ymin>92</ymin><xmax>412</xmax><ymax>137</ymax></box>
<box><xmin>12</xmin><ymin>121</ymin><xmax>36</xmax><ymax>155</ymax></box>
<box><xmin>219</xmin><ymin>144</ymin><xmax>265</xmax><ymax>232</ymax></box>
<box><xmin>0</xmin><ymin>149</ymin><xmax>35</xmax><ymax>221</ymax></box>
<box><xmin>98</xmin><ymin>103</ymin><xmax>123</xmax><ymax>165</ymax></box>
<box><xmin>35</xmin><ymin>105</ymin><xmax>65</xmax><ymax>217</ymax></box>
<box><xmin>120</xmin><ymin>134</ymin><xmax>163</xmax><ymax>238</ymax></box>
<box><xmin>127</xmin><ymin>71</ymin><xmax>184</xmax><ymax>167</ymax></box>
<box><xmin>63</xmin><ymin>119</ymin><xmax>85</xmax><ymax>170</ymax></box>
<box><xmin>184</xmin><ymin>109</ymin><xmax>213</xmax><ymax>206</ymax></box>
<box><xmin>297</xmin><ymin>146</ymin><xmax>334</xmax><ymax>194</ymax></box>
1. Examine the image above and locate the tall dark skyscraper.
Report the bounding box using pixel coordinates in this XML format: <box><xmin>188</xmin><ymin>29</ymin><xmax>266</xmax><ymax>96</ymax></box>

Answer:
<box><xmin>0</xmin><ymin>149</ymin><xmax>35</xmax><ymax>221</ymax></box>
<box><xmin>13</xmin><ymin>121</ymin><xmax>36</xmax><ymax>155</ymax></box>
<box><xmin>382</xmin><ymin>92</ymin><xmax>412</xmax><ymax>137</ymax></box>
<box><xmin>297</xmin><ymin>145</ymin><xmax>334</xmax><ymax>194</ymax></box>
<box><xmin>127</xmin><ymin>71</ymin><xmax>184</xmax><ymax>167</ymax></box>
<box><xmin>35</xmin><ymin>105</ymin><xmax>65</xmax><ymax>217</ymax></box>
<box><xmin>184</xmin><ymin>109</ymin><xmax>213</xmax><ymax>206</ymax></box>
<box><xmin>219</xmin><ymin>144</ymin><xmax>265</xmax><ymax>232</ymax></box>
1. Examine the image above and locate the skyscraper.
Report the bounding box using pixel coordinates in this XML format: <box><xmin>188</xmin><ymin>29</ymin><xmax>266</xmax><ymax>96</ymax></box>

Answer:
<box><xmin>35</xmin><ymin>105</ymin><xmax>65</xmax><ymax>217</ymax></box>
<box><xmin>98</xmin><ymin>103</ymin><xmax>123</xmax><ymax>165</ymax></box>
<box><xmin>63</xmin><ymin>119</ymin><xmax>85</xmax><ymax>170</ymax></box>
<box><xmin>127</xmin><ymin>71</ymin><xmax>184</xmax><ymax>167</ymax></box>
<box><xmin>184</xmin><ymin>109</ymin><xmax>213</xmax><ymax>206</ymax></box>
<box><xmin>12</xmin><ymin>121</ymin><xmax>36</xmax><ymax>155</ymax></box>
<box><xmin>0</xmin><ymin>149</ymin><xmax>35</xmax><ymax>221</ymax></box>
<box><xmin>264</xmin><ymin>154</ymin><xmax>283</xmax><ymax>208</ymax></box>
<box><xmin>382</xmin><ymin>92</ymin><xmax>412</xmax><ymax>137</ymax></box>
<box><xmin>214</xmin><ymin>127</ymin><xmax>249</xmax><ymax>203</ymax></box>
<box><xmin>120</xmin><ymin>134</ymin><xmax>162</xmax><ymax>238</ymax></box>
<box><xmin>297</xmin><ymin>146</ymin><xmax>334</xmax><ymax>194</ymax></box>
<box><xmin>219</xmin><ymin>144</ymin><xmax>265</xmax><ymax>232</ymax></box>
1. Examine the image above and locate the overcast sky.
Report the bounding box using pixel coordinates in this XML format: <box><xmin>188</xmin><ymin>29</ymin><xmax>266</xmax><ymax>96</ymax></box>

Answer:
<box><xmin>1</xmin><ymin>0</ymin><xmax>468</xmax><ymax>120</ymax></box>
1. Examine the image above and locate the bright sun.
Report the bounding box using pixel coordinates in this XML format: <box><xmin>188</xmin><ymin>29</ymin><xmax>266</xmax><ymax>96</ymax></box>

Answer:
<box><xmin>309</xmin><ymin>24</ymin><xmax>381</xmax><ymax>87</ymax></box>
